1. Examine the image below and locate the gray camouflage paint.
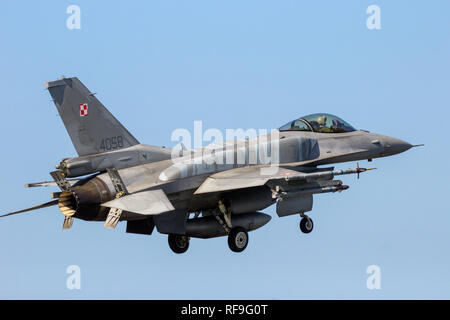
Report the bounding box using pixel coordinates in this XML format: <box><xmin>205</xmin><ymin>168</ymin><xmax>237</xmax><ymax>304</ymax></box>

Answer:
<box><xmin>1</xmin><ymin>77</ymin><xmax>416</xmax><ymax>242</ymax></box>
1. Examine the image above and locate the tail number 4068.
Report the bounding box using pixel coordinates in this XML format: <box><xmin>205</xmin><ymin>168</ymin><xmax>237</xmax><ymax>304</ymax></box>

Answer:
<box><xmin>100</xmin><ymin>136</ymin><xmax>124</xmax><ymax>151</ymax></box>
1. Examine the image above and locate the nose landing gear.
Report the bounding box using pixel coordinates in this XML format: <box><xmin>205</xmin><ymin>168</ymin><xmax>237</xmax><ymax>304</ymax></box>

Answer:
<box><xmin>299</xmin><ymin>213</ymin><xmax>314</xmax><ymax>234</ymax></box>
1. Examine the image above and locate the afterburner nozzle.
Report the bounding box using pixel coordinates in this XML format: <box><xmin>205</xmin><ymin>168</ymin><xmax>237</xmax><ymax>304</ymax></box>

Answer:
<box><xmin>56</xmin><ymin>177</ymin><xmax>114</xmax><ymax>221</ymax></box>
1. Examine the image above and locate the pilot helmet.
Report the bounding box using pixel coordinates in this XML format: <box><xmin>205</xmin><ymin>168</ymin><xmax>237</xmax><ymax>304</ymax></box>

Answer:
<box><xmin>317</xmin><ymin>115</ymin><xmax>327</xmax><ymax>126</ymax></box>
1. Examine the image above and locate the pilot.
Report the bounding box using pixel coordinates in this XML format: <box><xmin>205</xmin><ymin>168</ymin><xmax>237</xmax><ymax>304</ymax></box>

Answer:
<box><xmin>317</xmin><ymin>115</ymin><xmax>331</xmax><ymax>133</ymax></box>
<box><xmin>317</xmin><ymin>115</ymin><xmax>327</xmax><ymax>127</ymax></box>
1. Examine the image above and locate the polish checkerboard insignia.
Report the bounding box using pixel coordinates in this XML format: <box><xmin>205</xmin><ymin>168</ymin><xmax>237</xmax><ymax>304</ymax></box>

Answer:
<box><xmin>79</xmin><ymin>103</ymin><xmax>88</xmax><ymax>117</ymax></box>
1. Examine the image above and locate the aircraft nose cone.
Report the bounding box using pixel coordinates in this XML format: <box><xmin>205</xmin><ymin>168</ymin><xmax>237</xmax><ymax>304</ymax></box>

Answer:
<box><xmin>383</xmin><ymin>137</ymin><xmax>412</xmax><ymax>155</ymax></box>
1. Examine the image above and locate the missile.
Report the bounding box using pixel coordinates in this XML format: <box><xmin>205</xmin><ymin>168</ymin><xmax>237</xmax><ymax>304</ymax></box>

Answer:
<box><xmin>277</xmin><ymin>184</ymin><xmax>349</xmax><ymax>200</ymax></box>
<box><xmin>284</xmin><ymin>164</ymin><xmax>375</xmax><ymax>182</ymax></box>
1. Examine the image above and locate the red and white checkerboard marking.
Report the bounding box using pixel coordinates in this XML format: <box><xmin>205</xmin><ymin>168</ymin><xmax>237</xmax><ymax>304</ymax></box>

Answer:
<box><xmin>79</xmin><ymin>103</ymin><xmax>88</xmax><ymax>117</ymax></box>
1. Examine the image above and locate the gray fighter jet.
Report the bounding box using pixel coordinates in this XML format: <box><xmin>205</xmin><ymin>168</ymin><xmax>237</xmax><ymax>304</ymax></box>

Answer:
<box><xmin>1</xmin><ymin>77</ymin><xmax>421</xmax><ymax>254</ymax></box>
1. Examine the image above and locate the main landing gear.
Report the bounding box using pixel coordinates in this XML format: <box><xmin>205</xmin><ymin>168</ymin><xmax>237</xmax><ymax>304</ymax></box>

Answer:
<box><xmin>168</xmin><ymin>228</ymin><xmax>250</xmax><ymax>254</ymax></box>
<box><xmin>168</xmin><ymin>234</ymin><xmax>190</xmax><ymax>254</ymax></box>
<box><xmin>167</xmin><ymin>201</ymin><xmax>252</xmax><ymax>254</ymax></box>
<box><xmin>299</xmin><ymin>213</ymin><xmax>314</xmax><ymax>234</ymax></box>
<box><xmin>227</xmin><ymin>227</ymin><xmax>249</xmax><ymax>253</ymax></box>
<box><xmin>216</xmin><ymin>200</ymin><xmax>250</xmax><ymax>253</ymax></box>
<box><xmin>167</xmin><ymin>227</ymin><xmax>250</xmax><ymax>254</ymax></box>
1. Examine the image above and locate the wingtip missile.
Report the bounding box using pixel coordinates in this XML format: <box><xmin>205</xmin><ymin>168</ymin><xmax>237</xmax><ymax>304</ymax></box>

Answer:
<box><xmin>355</xmin><ymin>161</ymin><xmax>376</xmax><ymax>179</ymax></box>
<box><xmin>358</xmin><ymin>167</ymin><xmax>377</xmax><ymax>173</ymax></box>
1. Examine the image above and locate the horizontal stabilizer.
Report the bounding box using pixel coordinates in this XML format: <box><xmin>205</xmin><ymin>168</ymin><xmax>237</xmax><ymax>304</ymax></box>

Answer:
<box><xmin>101</xmin><ymin>189</ymin><xmax>174</xmax><ymax>216</ymax></box>
<box><xmin>0</xmin><ymin>200</ymin><xmax>58</xmax><ymax>218</ymax></box>
<box><xmin>25</xmin><ymin>179</ymin><xmax>79</xmax><ymax>188</ymax></box>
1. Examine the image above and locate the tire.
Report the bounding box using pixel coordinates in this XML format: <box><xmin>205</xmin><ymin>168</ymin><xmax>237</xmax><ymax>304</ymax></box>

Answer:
<box><xmin>227</xmin><ymin>227</ymin><xmax>249</xmax><ymax>253</ymax></box>
<box><xmin>168</xmin><ymin>234</ymin><xmax>190</xmax><ymax>254</ymax></box>
<box><xmin>299</xmin><ymin>217</ymin><xmax>314</xmax><ymax>234</ymax></box>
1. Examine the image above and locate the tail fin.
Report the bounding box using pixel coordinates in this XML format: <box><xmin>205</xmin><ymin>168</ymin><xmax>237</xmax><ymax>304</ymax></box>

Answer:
<box><xmin>45</xmin><ymin>77</ymin><xmax>139</xmax><ymax>156</ymax></box>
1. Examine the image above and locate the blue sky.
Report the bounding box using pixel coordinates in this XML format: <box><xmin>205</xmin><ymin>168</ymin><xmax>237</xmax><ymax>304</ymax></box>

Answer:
<box><xmin>0</xmin><ymin>1</ymin><xmax>448</xmax><ymax>299</ymax></box>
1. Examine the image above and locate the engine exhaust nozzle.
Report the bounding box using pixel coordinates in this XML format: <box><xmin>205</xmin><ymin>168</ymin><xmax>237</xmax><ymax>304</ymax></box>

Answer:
<box><xmin>56</xmin><ymin>177</ymin><xmax>113</xmax><ymax>221</ymax></box>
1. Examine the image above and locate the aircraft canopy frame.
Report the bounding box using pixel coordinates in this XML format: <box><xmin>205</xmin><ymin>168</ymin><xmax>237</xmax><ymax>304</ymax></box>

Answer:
<box><xmin>279</xmin><ymin>113</ymin><xmax>356</xmax><ymax>134</ymax></box>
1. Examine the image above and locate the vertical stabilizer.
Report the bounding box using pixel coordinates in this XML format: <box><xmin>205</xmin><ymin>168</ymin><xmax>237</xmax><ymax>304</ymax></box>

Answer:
<box><xmin>46</xmin><ymin>77</ymin><xmax>139</xmax><ymax>156</ymax></box>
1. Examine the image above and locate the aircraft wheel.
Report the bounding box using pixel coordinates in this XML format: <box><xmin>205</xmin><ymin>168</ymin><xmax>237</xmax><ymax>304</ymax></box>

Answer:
<box><xmin>299</xmin><ymin>217</ymin><xmax>314</xmax><ymax>234</ymax></box>
<box><xmin>168</xmin><ymin>234</ymin><xmax>190</xmax><ymax>254</ymax></box>
<box><xmin>228</xmin><ymin>227</ymin><xmax>249</xmax><ymax>253</ymax></box>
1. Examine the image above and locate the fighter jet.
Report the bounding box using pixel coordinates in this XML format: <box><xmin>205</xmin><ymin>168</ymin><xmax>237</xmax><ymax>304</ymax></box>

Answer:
<box><xmin>0</xmin><ymin>77</ymin><xmax>421</xmax><ymax>254</ymax></box>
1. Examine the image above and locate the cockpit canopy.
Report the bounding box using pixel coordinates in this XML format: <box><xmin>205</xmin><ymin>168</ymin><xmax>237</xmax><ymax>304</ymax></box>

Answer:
<box><xmin>278</xmin><ymin>113</ymin><xmax>356</xmax><ymax>133</ymax></box>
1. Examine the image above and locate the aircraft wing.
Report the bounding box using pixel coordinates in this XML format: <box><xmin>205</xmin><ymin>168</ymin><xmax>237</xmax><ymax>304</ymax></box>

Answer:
<box><xmin>194</xmin><ymin>165</ymin><xmax>318</xmax><ymax>194</ymax></box>
<box><xmin>193</xmin><ymin>148</ymin><xmax>373</xmax><ymax>194</ymax></box>
<box><xmin>194</xmin><ymin>163</ymin><xmax>373</xmax><ymax>218</ymax></box>
<box><xmin>194</xmin><ymin>148</ymin><xmax>372</xmax><ymax>195</ymax></box>
<box><xmin>194</xmin><ymin>161</ymin><xmax>372</xmax><ymax>195</ymax></box>
<box><xmin>101</xmin><ymin>189</ymin><xmax>174</xmax><ymax>216</ymax></box>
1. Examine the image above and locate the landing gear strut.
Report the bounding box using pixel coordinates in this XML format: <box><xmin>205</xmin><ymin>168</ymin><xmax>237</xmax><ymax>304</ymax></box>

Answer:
<box><xmin>215</xmin><ymin>200</ymin><xmax>250</xmax><ymax>253</ymax></box>
<box><xmin>299</xmin><ymin>213</ymin><xmax>314</xmax><ymax>234</ymax></box>
<box><xmin>228</xmin><ymin>227</ymin><xmax>249</xmax><ymax>253</ymax></box>
<box><xmin>168</xmin><ymin>234</ymin><xmax>190</xmax><ymax>254</ymax></box>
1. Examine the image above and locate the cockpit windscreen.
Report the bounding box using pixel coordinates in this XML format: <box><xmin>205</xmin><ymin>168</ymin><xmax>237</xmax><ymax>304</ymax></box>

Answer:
<box><xmin>279</xmin><ymin>113</ymin><xmax>356</xmax><ymax>133</ymax></box>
